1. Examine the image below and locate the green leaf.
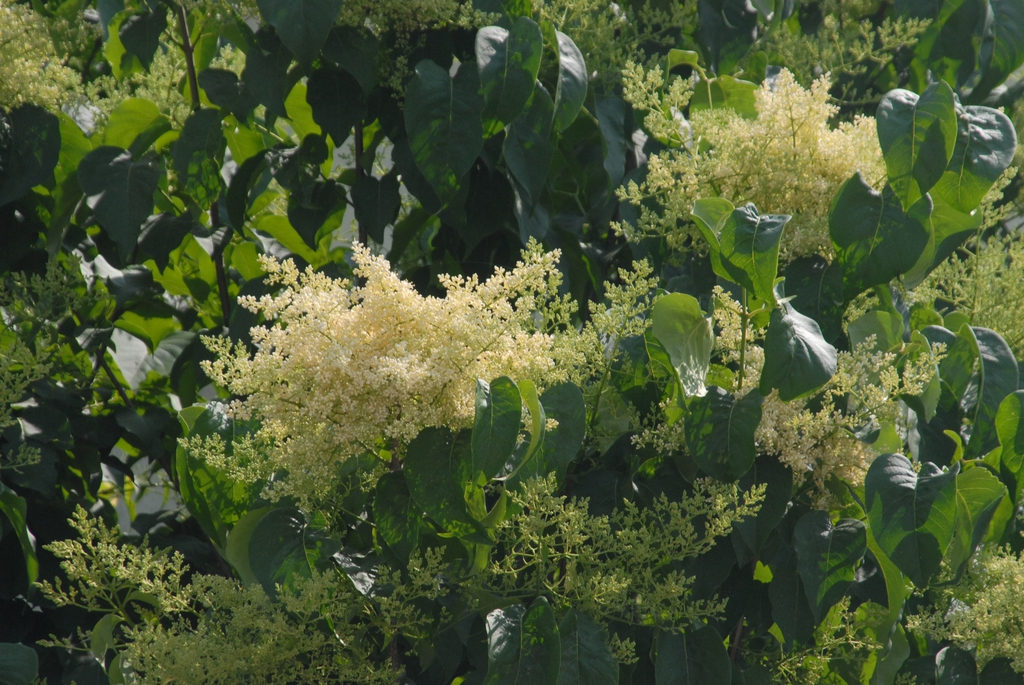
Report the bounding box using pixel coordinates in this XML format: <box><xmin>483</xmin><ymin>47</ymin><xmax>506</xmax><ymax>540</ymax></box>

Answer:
<box><xmin>828</xmin><ymin>174</ymin><xmax>931</xmax><ymax>300</ymax></box>
<box><xmin>556</xmin><ymin>609</ymin><xmax>618</xmax><ymax>685</ymax></box>
<box><xmin>241</xmin><ymin>38</ymin><xmax>292</xmax><ymax>118</ymax></box>
<box><xmin>876</xmin><ymin>82</ymin><xmax>959</xmax><ymax>210</ymax></box>
<box><xmin>503</xmin><ymin>81</ymin><xmax>555</xmax><ymax>208</ymax></box>
<box><xmin>848</xmin><ymin>309</ymin><xmax>904</xmax><ymax>352</ymax></box>
<box><xmin>933</xmin><ymin>105</ymin><xmax>1017</xmax><ymax>214</ymax></box>
<box><xmin>946</xmin><ymin>466</ymin><xmax>1006</xmax><ymax>578</ymax></box>
<box><xmin>0</xmin><ymin>643</ymin><xmax>38</xmax><ymax>685</ymax></box>
<box><xmin>404</xmin><ymin>427</ymin><xmax>491</xmax><ymax>543</ymax></box>
<box><xmin>550</xmin><ymin>28</ymin><xmax>587</xmax><ymax>132</ymax></box>
<box><xmin>902</xmin><ymin>193</ymin><xmax>983</xmax><ymax>289</ymax></box>
<box><xmin>373</xmin><ymin>472</ymin><xmax>421</xmax><ymax>564</ymax></box>
<box><xmin>961</xmin><ymin>326</ymin><xmax>1019</xmax><ymax>461</ymax></box>
<box><xmin>731</xmin><ymin>455</ymin><xmax>793</xmax><ymax>562</ymax></box>
<box><xmin>537</xmin><ymin>382</ymin><xmax>586</xmax><ymax>486</ymax></box>
<box><xmin>650</xmin><ymin>293</ymin><xmax>714</xmax><ymax>398</ymax></box>
<box><xmin>0</xmin><ymin>483</ymin><xmax>37</xmax><ymax>586</ymax></box>
<box><xmin>865</xmin><ymin>527</ymin><xmax>907</xmax><ymax>638</ymax></box>
<box><xmin>654</xmin><ymin>625</ymin><xmax>731</xmax><ymax>685</ymax></box>
<box><xmin>794</xmin><ymin>511</ymin><xmax>867</xmax><ymax>623</ymax></box>
<box><xmin>404</xmin><ymin>60</ymin><xmax>485</xmax><ymax>205</ymax></box>
<box><xmin>684</xmin><ymin>386</ymin><xmax>763</xmax><ymax>481</ymax></box>
<box><xmin>769</xmin><ymin>543</ymin><xmax>816</xmax><ymax>648</ymax></box>
<box><xmin>224</xmin><ymin>507</ymin><xmax>271</xmax><ymax>587</ymax></box>
<box><xmin>691</xmin><ymin>199</ymin><xmax>789</xmax><ymax>305</ymax></box>
<box><xmin>759</xmin><ymin>302</ymin><xmax>837</xmax><ymax>401</ymax></box>
<box><xmin>227</xmin><ymin>150</ymin><xmax>269</xmax><ymax>231</ymax></box>
<box><xmin>305</xmin><ymin>67</ymin><xmax>366</xmax><ymax>145</ymax></box>
<box><xmin>172</xmin><ymin>108</ymin><xmax>225</xmax><ymax>205</ymax></box>
<box><xmin>138</xmin><ymin>212</ymin><xmax>194</xmax><ymax>271</ymax></box>
<box><xmin>0</xmin><ymin>104</ymin><xmax>60</xmax><ymax>207</ymax></box>
<box><xmin>119</xmin><ymin>8</ymin><xmax>167</xmax><ymax>70</ymax></box>
<box><xmin>200</xmin><ymin>69</ymin><xmax>259</xmax><ymax>121</ymax></box>
<box><xmin>996</xmin><ymin>391</ymin><xmax>1024</xmax><ymax>473</ymax></box>
<box><xmin>967</xmin><ymin>0</ymin><xmax>1024</xmax><ymax>103</ymax></box>
<box><xmin>351</xmin><ymin>172</ymin><xmax>400</xmax><ymax>243</ymax></box>
<box><xmin>256</xmin><ymin>0</ymin><xmax>343</xmax><ymax>65</ymax></box>
<box><xmin>321</xmin><ymin>26</ymin><xmax>380</xmax><ymax>94</ymax></box>
<box><xmin>485</xmin><ymin>597</ymin><xmax>561</xmax><ymax>685</ymax></box>
<box><xmin>102</xmin><ymin>98</ymin><xmax>172</xmax><ymax>156</ymax></box>
<box><xmin>175</xmin><ymin>403</ymin><xmax>261</xmax><ymax>549</ymax></box>
<box><xmin>690</xmin><ymin>75</ymin><xmax>758</xmax><ymax>119</ymax></box>
<box><xmin>79</xmin><ymin>147</ymin><xmax>161</xmax><ymax>261</ymax></box>
<box><xmin>865</xmin><ymin>453</ymin><xmax>959</xmax><ymax>587</ymax></box>
<box><xmin>286</xmin><ymin>178</ymin><xmax>340</xmax><ymax>249</ymax></box>
<box><xmin>476</xmin><ymin>17</ymin><xmax>544</xmax><ymax>136</ymax></box>
<box><xmin>472</xmin><ymin>377</ymin><xmax>523</xmax><ymax>482</ymax></box>
<box><xmin>89</xmin><ymin>614</ymin><xmax>121</xmax><ymax>662</ymax></box>
<box><xmin>248</xmin><ymin>506</ymin><xmax>340</xmax><ymax>596</ymax></box>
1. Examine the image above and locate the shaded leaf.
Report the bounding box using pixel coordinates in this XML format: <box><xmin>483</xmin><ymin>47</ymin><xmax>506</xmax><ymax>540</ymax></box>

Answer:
<box><xmin>373</xmin><ymin>472</ymin><xmax>420</xmax><ymax>563</ymax></box>
<box><xmin>794</xmin><ymin>511</ymin><xmax>867</xmax><ymax>622</ymax></box>
<box><xmin>477</xmin><ymin>17</ymin><xmax>544</xmax><ymax>135</ymax></box>
<box><xmin>79</xmin><ymin>146</ymin><xmax>161</xmax><ymax>261</ymax></box>
<box><xmin>760</xmin><ymin>302</ymin><xmax>837</xmax><ymax>401</ymax></box>
<box><xmin>351</xmin><ymin>172</ymin><xmax>400</xmax><ymax>243</ymax></box>
<box><xmin>0</xmin><ymin>104</ymin><xmax>61</xmax><ymax>207</ymax></box>
<box><xmin>485</xmin><ymin>598</ymin><xmax>561</xmax><ymax>685</ymax></box>
<box><xmin>256</xmin><ymin>0</ymin><xmax>343</xmax><ymax>65</ymax></box>
<box><xmin>472</xmin><ymin>377</ymin><xmax>523</xmax><ymax>482</ymax></box>
<box><xmin>654</xmin><ymin>625</ymin><xmax>731</xmax><ymax>685</ymax></box>
<box><xmin>685</xmin><ymin>386</ymin><xmax>763</xmax><ymax>481</ymax></box>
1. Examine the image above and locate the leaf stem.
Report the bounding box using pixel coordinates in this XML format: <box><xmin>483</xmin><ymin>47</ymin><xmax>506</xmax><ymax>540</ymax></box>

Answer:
<box><xmin>737</xmin><ymin>288</ymin><xmax>748</xmax><ymax>391</ymax></box>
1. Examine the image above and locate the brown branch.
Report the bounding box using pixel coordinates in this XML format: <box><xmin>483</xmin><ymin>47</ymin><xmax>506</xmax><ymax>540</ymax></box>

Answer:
<box><xmin>175</xmin><ymin>5</ymin><xmax>201</xmax><ymax>109</ymax></box>
<box><xmin>98</xmin><ymin>352</ymin><xmax>135</xmax><ymax>410</ymax></box>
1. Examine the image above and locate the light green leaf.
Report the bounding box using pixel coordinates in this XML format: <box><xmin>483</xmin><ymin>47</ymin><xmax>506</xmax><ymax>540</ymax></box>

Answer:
<box><xmin>472</xmin><ymin>377</ymin><xmax>523</xmax><ymax>482</ymax></box>
<box><xmin>485</xmin><ymin>598</ymin><xmax>561</xmax><ymax>685</ymax></box>
<box><xmin>476</xmin><ymin>17</ymin><xmax>543</xmax><ymax>136</ymax></box>
<box><xmin>650</xmin><ymin>293</ymin><xmax>714</xmax><ymax>398</ymax></box>
<box><xmin>932</xmin><ymin>105</ymin><xmax>1017</xmax><ymax>213</ymax></box>
<box><xmin>759</xmin><ymin>302</ymin><xmax>837</xmax><ymax>401</ymax></box>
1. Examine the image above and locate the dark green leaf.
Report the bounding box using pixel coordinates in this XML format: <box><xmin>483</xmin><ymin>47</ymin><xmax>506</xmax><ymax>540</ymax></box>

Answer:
<box><xmin>172</xmin><ymin>108</ymin><xmax>225</xmax><ymax>206</ymax></box>
<box><xmin>305</xmin><ymin>67</ymin><xmax>366</xmax><ymax>145</ymax></box>
<box><xmin>650</xmin><ymin>293</ymin><xmax>714</xmax><ymax>398</ymax></box>
<box><xmin>691</xmin><ymin>199</ymin><xmax>789</xmax><ymax>305</ymax></box>
<box><xmin>537</xmin><ymin>382</ymin><xmax>586</xmax><ymax>486</ymax></box>
<box><xmin>936</xmin><ymin>646</ymin><xmax>977</xmax><ymax>685</ymax></box>
<box><xmin>781</xmin><ymin>256</ymin><xmax>845</xmax><ymax>343</ymax></box>
<box><xmin>286</xmin><ymin>178</ymin><xmax>339</xmax><ymax>249</ymax></box>
<box><xmin>865</xmin><ymin>527</ymin><xmax>907</xmax><ymax>642</ymax></box>
<box><xmin>996</xmin><ymin>391</ymin><xmax>1024</xmax><ymax>473</ymax></box>
<box><xmin>0</xmin><ymin>483</ymin><xmax>38</xmax><ymax>586</ymax></box>
<box><xmin>933</xmin><ymin>105</ymin><xmax>1017</xmax><ymax>213</ymax></box>
<box><xmin>794</xmin><ymin>511</ymin><xmax>867</xmax><ymax>622</ymax></box>
<box><xmin>551</xmin><ymin>29</ymin><xmax>587</xmax><ymax>132</ymax></box>
<box><xmin>138</xmin><ymin>212</ymin><xmax>194</xmax><ymax>271</ymax></box>
<box><xmin>946</xmin><ymin>466</ymin><xmax>1006</xmax><ymax>578</ymax></box>
<box><xmin>595</xmin><ymin>96</ymin><xmax>631</xmax><ymax>186</ymax></box>
<box><xmin>556</xmin><ymin>609</ymin><xmax>618</xmax><ymax>685</ymax></box>
<box><xmin>731</xmin><ymin>455</ymin><xmax>793</xmax><ymax>562</ymax></box>
<box><xmin>199</xmin><ymin>68</ymin><xmax>259</xmax><ymax>121</ymax></box>
<box><xmin>503</xmin><ymin>81</ymin><xmax>555</xmax><ymax>208</ymax></box>
<box><xmin>828</xmin><ymin>174</ymin><xmax>931</xmax><ymax>300</ymax></box>
<box><xmin>485</xmin><ymin>597</ymin><xmax>561</xmax><ymax>685</ymax></box>
<box><xmin>0</xmin><ymin>104</ymin><xmax>61</xmax><ymax>207</ymax></box>
<box><xmin>967</xmin><ymin>0</ymin><xmax>1024</xmax><ymax>103</ymax></box>
<box><xmin>654</xmin><ymin>625</ymin><xmax>731</xmax><ymax>685</ymax></box>
<box><xmin>472</xmin><ymin>377</ymin><xmax>523</xmax><ymax>482</ymax></box>
<box><xmin>876</xmin><ymin>83</ymin><xmax>959</xmax><ymax>210</ymax></box>
<box><xmin>224</xmin><ymin>507</ymin><xmax>271</xmax><ymax>587</ymax></box>
<box><xmin>865</xmin><ymin>453</ymin><xmax>959</xmax><ymax>587</ymax></box>
<box><xmin>241</xmin><ymin>40</ymin><xmax>292</xmax><ymax>118</ymax></box>
<box><xmin>759</xmin><ymin>302</ymin><xmax>837</xmax><ymax>401</ymax></box>
<box><xmin>351</xmin><ymin>172</ymin><xmax>400</xmax><ymax>243</ymax></box>
<box><xmin>476</xmin><ymin>17</ymin><xmax>544</xmax><ymax>135</ymax></box>
<box><xmin>256</xmin><ymin>0</ymin><xmax>343</xmax><ymax>65</ymax></box>
<box><xmin>903</xmin><ymin>193</ymin><xmax>983</xmax><ymax>289</ymax></box>
<box><xmin>321</xmin><ymin>26</ymin><xmax>380</xmax><ymax>93</ymax></box>
<box><xmin>770</xmin><ymin>543</ymin><xmax>817</xmax><ymax>648</ymax></box>
<box><xmin>248</xmin><ymin>506</ymin><xmax>340</xmax><ymax>596</ymax></box>
<box><xmin>79</xmin><ymin>146</ymin><xmax>161</xmax><ymax>261</ymax></box>
<box><xmin>962</xmin><ymin>327</ymin><xmax>1019</xmax><ymax>460</ymax></box>
<box><xmin>119</xmin><ymin>8</ymin><xmax>167</xmax><ymax>69</ymax></box>
<box><xmin>404</xmin><ymin>60</ymin><xmax>485</xmax><ymax>205</ymax></box>
<box><xmin>0</xmin><ymin>642</ymin><xmax>38</xmax><ymax>685</ymax></box>
<box><xmin>684</xmin><ymin>386</ymin><xmax>763</xmax><ymax>481</ymax></box>
<box><xmin>373</xmin><ymin>472</ymin><xmax>420</xmax><ymax>563</ymax></box>
<box><xmin>404</xmin><ymin>427</ymin><xmax>491</xmax><ymax>543</ymax></box>
<box><xmin>227</xmin><ymin>150</ymin><xmax>269</xmax><ymax>231</ymax></box>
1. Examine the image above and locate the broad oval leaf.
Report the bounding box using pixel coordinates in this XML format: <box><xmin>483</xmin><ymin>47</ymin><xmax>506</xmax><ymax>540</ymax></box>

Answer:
<box><xmin>828</xmin><ymin>174</ymin><xmax>931</xmax><ymax>301</ymax></box>
<box><xmin>351</xmin><ymin>172</ymin><xmax>401</xmax><ymax>243</ymax></box>
<box><xmin>996</xmin><ymin>390</ymin><xmax>1024</xmax><ymax>473</ymax></box>
<box><xmin>865</xmin><ymin>453</ymin><xmax>959</xmax><ymax>587</ymax></box>
<box><xmin>485</xmin><ymin>597</ymin><xmax>561</xmax><ymax>685</ymax></box>
<box><xmin>256</xmin><ymin>0</ymin><xmax>343</xmax><ymax>65</ymax></box>
<box><xmin>902</xmin><ymin>193</ymin><xmax>983</xmax><ymax>289</ymax></box>
<box><xmin>946</xmin><ymin>466</ymin><xmax>1007</xmax><ymax>579</ymax></box>
<box><xmin>932</xmin><ymin>105</ymin><xmax>1017</xmax><ymax>213</ymax></box>
<box><xmin>102</xmin><ymin>98</ymin><xmax>171</xmax><ymax>156</ymax></box>
<box><xmin>961</xmin><ymin>326</ymin><xmax>1019</xmax><ymax>460</ymax></box>
<box><xmin>305</xmin><ymin>67</ymin><xmax>366</xmax><ymax>146</ymax></box>
<box><xmin>504</xmin><ymin>81</ymin><xmax>555</xmax><ymax>208</ymax></box>
<box><xmin>0</xmin><ymin>642</ymin><xmax>38</xmax><ymax>685</ymax></box>
<box><xmin>0</xmin><ymin>104</ymin><xmax>61</xmax><ymax>207</ymax></box>
<box><xmin>653</xmin><ymin>625</ymin><xmax>731</xmax><ymax>685</ymax></box>
<box><xmin>171</xmin><ymin>108</ymin><xmax>225</xmax><ymax>205</ymax></box>
<box><xmin>691</xmin><ymin>199</ymin><xmax>789</xmax><ymax>305</ymax></box>
<box><xmin>557</xmin><ymin>609</ymin><xmax>618</xmax><ymax>685</ymax></box>
<box><xmin>967</xmin><ymin>0</ymin><xmax>1024</xmax><ymax>103</ymax></box>
<box><xmin>322</xmin><ymin>26</ymin><xmax>380</xmax><ymax>94</ymax></box>
<box><xmin>79</xmin><ymin>146</ymin><xmax>162</xmax><ymax>261</ymax></box>
<box><xmin>537</xmin><ymin>382</ymin><xmax>586</xmax><ymax>486</ymax></box>
<box><xmin>684</xmin><ymin>386</ymin><xmax>763</xmax><ymax>481</ymax></box>
<box><xmin>373</xmin><ymin>471</ymin><xmax>421</xmax><ymax>564</ymax></box>
<box><xmin>759</xmin><ymin>302</ymin><xmax>837</xmax><ymax>401</ymax></box>
<box><xmin>690</xmin><ymin>75</ymin><xmax>758</xmax><ymax>119</ymax></box>
<box><xmin>794</xmin><ymin>511</ymin><xmax>867</xmax><ymax>623</ymax></box>
<box><xmin>404</xmin><ymin>60</ymin><xmax>485</xmax><ymax>205</ymax></box>
<box><xmin>476</xmin><ymin>17</ymin><xmax>544</xmax><ymax>135</ymax></box>
<box><xmin>650</xmin><ymin>292</ymin><xmax>714</xmax><ymax>398</ymax></box>
<box><xmin>552</xmin><ymin>29</ymin><xmax>587</xmax><ymax>132</ymax></box>
<box><xmin>472</xmin><ymin>376</ymin><xmax>523</xmax><ymax>482</ymax></box>
<box><xmin>876</xmin><ymin>82</ymin><xmax>958</xmax><ymax>210</ymax></box>
<box><xmin>247</xmin><ymin>506</ymin><xmax>340</xmax><ymax>596</ymax></box>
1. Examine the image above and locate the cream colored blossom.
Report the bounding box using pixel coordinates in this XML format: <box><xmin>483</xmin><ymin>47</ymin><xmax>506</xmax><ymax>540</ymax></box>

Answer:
<box><xmin>617</xmin><ymin>68</ymin><xmax>886</xmax><ymax>258</ymax></box>
<box><xmin>0</xmin><ymin>0</ymin><xmax>80</xmax><ymax>110</ymax></box>
<box><xmin>202</xmin><ymin>241</ymin><xmax>575</xmax><ymax>499</ymax></box>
